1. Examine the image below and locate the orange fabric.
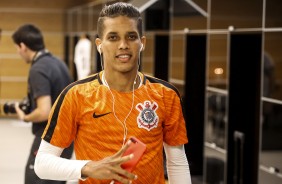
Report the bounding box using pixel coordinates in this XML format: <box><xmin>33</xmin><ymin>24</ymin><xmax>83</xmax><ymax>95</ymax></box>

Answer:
<box><xmin>42</xmin><ymin>72</ymin><xmax>188</xmax><ymax>184</ymax></box>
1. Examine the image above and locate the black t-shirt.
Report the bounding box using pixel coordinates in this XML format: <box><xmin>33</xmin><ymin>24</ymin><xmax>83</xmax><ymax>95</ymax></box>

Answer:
<box><xmin>28</xmin><ymin>52</ymin><xmax>73</xmax><ymax>135</ymax></box>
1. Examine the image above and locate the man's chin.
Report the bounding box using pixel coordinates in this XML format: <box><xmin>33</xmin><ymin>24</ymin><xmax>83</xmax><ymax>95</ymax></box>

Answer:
<box><xmin>116</xmin><ymin>66</ymin><xmax>136</xmax><ymax>73</ymax></box>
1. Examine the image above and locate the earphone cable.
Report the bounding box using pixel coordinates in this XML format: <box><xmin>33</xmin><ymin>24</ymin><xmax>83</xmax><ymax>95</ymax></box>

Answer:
<box><xmin>102</xmin><ymin>72</ymin><xmax>138</xmax><ymax>145</ymax></box>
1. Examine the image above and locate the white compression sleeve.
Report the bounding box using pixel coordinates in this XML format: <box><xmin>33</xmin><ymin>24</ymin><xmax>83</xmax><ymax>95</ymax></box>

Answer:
<box><xmin>163</xmin><ymin>143</ymin><xmax>192</xmax><ymax>184</ymax></box>
<box><xmin>34</xmin><ymin>140</ymin><xmax>89</xmax><ymax>181</ymax></box>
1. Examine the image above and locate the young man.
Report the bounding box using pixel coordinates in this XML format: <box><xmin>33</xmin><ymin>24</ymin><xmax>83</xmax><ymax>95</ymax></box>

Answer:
<box><xmin>35</xmin><ymin>2</ymin><xmax>192</xmax><ymax>184</ymax></box>
<box><xmin>12</xmin><ymin>24</ymin><xmax>74</xmax><ymax>184</ymax></box>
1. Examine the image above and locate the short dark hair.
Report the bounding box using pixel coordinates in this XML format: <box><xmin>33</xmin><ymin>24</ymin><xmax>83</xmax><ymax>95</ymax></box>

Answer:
<box><xmin>12</xmin><ymin>24</ymin><xmax>45</xmax><ymax>51</ymax></box>
<box><xmin>97</xmin><ymin>2</ymin><xmax>143</xmax><ymax>38</ymax></box>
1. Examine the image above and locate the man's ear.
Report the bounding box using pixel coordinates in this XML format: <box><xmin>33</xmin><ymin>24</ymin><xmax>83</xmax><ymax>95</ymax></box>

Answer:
<box><xmin>140</xmin><ymin>36</ymin><xmax>146</xmax><ymax>52</ymax></box>
<box><xmin>95</xmin><ymin>38</ymin><xmax>102</xmax><ymax>54</ymax></box>
<box><xmin>98</xmin><ymin>44</ymin><xmax>102</xmax><ymax>54</ymax></box>
<box><xmin>19</xmin><ymin>42</ymin><xmax>29</xmax><ymax>51</ymax></box>
<box><xmin>19</xmin><ymin>42</ymin><xmax>25</xmax><ymax>48</ymax></box>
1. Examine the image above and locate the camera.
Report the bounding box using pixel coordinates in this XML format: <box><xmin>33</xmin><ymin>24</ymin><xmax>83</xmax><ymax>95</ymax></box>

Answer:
<box><xmin>3</xmin><ymin>97</ymin><xmax>31</xmax><ymax>114</ymax></box>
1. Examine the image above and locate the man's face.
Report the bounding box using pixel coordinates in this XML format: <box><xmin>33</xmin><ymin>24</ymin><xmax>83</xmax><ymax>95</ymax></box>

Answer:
<box><xmin>97</xmin><ymin>16</ymin><xmax>145</xmax><ymax>73</ymax></box>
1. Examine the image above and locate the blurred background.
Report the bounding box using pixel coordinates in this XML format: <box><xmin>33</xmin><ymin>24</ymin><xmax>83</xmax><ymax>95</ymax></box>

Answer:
<box><xmin>0</xmin><ymin>0</ymin><xmax>282</xmax><ymax>184</ymax></box>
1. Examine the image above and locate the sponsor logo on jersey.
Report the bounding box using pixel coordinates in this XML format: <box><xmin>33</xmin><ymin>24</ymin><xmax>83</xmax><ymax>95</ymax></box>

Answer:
<box><xmin>93</xmin><ymin>112</ymin><xmax>111</xmax><ymax>118</ymax></box>
<box><xmin>136</xmin><ymin>101</ymin><xmax>159</xmax><ymax>131</ymax></box>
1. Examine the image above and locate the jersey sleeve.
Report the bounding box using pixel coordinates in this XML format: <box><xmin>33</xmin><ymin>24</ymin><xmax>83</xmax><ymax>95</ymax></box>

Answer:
<box><xmin>42</xmin><ymin>87</ymin><xmax>78</xmax><ymax>148</ymax></box>
<box><xmin>163</xmin><ymin>89</ymin><xmax>188</xmax><ymax>146</ymax></box>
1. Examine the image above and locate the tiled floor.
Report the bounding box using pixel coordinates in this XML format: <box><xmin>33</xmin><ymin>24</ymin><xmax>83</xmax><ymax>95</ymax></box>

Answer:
<box><xmin>0</xmin><ymin>118</ymin><xmax>33</xmax><ymax>183</ymax></box>
<box><xmin>0</xmin><ymin>118</ymin><xmax>79</xmax><ymax>184</ymax></box>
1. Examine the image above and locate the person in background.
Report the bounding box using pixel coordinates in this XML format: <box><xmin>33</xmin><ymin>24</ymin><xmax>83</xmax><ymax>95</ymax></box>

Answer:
<box><xmin>35</xmin><ymin>2</ymin><xmax>192</xmax><ymax>184</ymax></box>
<box><xmin>74</xmin><ymin>34</ymin><xmax>92</xmax><ymax>80</ymax></box>
<box><xmin>12</xmin><ymin>24</ymin><xmax>74</xmax><ymax>184</ymax></box>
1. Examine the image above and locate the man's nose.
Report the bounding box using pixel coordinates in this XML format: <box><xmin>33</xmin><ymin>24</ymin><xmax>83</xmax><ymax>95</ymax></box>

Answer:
<box><xmin>118</xmin><ymin>40</ymin><xmax>129</xmax><ymax>50</ymax></box>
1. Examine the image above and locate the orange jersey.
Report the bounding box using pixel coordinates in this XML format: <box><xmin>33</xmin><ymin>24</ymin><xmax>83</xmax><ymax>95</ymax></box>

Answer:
<box><xmin>42</xmin><ymin>72</ymin><xmax>188</xmax><ymax>184</ymax></box>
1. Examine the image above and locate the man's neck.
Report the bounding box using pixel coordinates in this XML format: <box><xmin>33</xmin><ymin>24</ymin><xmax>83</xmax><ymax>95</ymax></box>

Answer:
<box><xmin>30</xmin><ymin>51</ymin><xmax>37</xmax><ymax>61</ymax></box>
<box><xmin>103</xmin><ymin>71</ymin><xmax>140</xmax><ymax>92</ymax></box>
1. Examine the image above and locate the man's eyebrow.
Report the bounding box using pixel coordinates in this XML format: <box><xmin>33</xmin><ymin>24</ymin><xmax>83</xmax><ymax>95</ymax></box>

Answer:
<box><xmin>106</xmin><ymin>31</ymin><xmax>138</xmax><ymax>35</ymax></box>
<box><xmin>128</xmin><ymin>31</ymin><xmax>138</xmax><ymax>35</ymax></box>
<box><xmin>106</xmin><ymin>32</ymin><xmax>118</xmax><ymax>35</ymax></box>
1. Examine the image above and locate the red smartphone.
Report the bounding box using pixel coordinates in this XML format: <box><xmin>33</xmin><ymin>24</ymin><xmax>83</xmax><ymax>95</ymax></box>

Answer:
<box><xmin>121</xmin><ymin>136</ymin><xmax>146</xmax><ymax>172</ymax></box>
<box><xmin>113</xmin><ymin>137</ymin><xmax>146</xmax><ymax>184</ymax></box>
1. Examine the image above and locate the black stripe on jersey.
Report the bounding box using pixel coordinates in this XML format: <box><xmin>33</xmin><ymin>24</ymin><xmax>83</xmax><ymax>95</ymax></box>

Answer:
<box><xmin>144</xmin><ymin>75</ymin><xmax>181</xmax><ymax>98</ymax></box>
<box><xmin>44</xmin><ymin>74</ymin><xmax>99</xmax><ymax>143</ymax></box>
<box><xmin>97</xmin><ymin>71</ymin><xmax>103</xmax><ymax>84</ymax></box>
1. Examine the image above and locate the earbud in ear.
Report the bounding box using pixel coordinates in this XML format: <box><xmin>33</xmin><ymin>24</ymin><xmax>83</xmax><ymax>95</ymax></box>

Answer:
<box><xmin>139</xmin><ymin>44</ymin><xmax>143</xmax><ymax>52</ymax></box>
<box><xmin>98</xmin><ymin>44</ymin><xmax>102</xmax><ymax>54</ymax></box>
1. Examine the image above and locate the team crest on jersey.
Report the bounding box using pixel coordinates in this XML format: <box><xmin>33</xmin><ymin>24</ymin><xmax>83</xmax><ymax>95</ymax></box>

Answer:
<box><xmin>136</xmin><ymin>101</ymin><xmax>159</xmax><ymax>131</ymax></box>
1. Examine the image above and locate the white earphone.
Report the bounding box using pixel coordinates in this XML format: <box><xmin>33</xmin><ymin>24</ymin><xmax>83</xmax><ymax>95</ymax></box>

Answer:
<box><xmin>140</xmin><ymin>43</ymin><xmax>143</xmax><ymax>52</ymax></box>
<box><xmin>98</xmin><ymin>44</ymin><xmax>102</xmax><ymax>54</ymax></box>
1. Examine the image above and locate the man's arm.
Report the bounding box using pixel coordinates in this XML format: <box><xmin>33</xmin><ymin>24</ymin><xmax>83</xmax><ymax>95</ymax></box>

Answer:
<box><xmin>34</xmin><ymin>140</ymin><xmax>88</xmax><ymax>180</ymax></box>
<box><xmin>35</xmin><ymin>140</ymin><xmax>137</xmax><ymax>183</ymax></box>
<box><xmin>164</xmin><ymin>143</ymin><xmax>192</xmax><ymax>184</ymax></box>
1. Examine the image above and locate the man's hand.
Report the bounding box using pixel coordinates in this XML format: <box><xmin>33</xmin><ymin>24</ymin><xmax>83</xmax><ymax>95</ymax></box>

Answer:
<box><xmin>14</xmin><ymin>102</ymin><xmax>27</xmax><ymax>122</ymax></box>
<box><xmin>81</xmin><ymin>140</ymin><xmax>137</xmax><ymax>184</ymax></box>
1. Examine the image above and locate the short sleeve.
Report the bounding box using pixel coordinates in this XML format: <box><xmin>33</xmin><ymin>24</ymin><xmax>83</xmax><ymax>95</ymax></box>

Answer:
<box><xmin>29</xmin><ymin>68</ymin><xmax>51</xmax><ymax>99</ymax></box>
<box><xmin>163</xmin><ymin>90</ymin><xmax>188</xmax><ymax>146</ymax></box>
<box><xmin>42</xmin><ymin>88</ymin><xmax>78</xmax><ymax>148</ymax></box>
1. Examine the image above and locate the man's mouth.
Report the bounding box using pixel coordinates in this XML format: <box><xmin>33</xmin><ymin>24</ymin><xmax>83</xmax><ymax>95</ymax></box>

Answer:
<box><xmin>116</xmin><ymin>54</ymin><xmax>131</xmax><ymax>60</ymax></box>
<box><xmin>117</xmin><ymin>54</ymin><xmax>130</xmax><ymax>58</ymax></box>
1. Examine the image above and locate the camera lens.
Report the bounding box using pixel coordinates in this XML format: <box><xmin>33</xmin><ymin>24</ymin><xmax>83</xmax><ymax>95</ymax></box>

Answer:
<box><xmin>3</xmin><ymin>103</ymin><xmax>16</xmax><ymax>114</ymax></box>
<box><xmin>3</xmin><ymin>97</ymin><xmax>30</xmax><ymax>114</ymax></box>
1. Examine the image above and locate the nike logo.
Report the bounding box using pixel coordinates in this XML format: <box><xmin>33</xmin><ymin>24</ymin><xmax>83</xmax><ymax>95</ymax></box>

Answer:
<box><xmin>93</xmin><ymin>112</ymin><xmax>111</xmax><ymax>118</ymax></box>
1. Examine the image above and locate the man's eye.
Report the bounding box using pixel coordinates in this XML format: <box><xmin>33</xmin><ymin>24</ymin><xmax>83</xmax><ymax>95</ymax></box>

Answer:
<box><xmin>128</xmin><ymin>35</ymin><xmax>137</xmax><ymax>40</ymax></box>
<box><xmin>108</xmin><ymin>36</ymin><xmax>117</xmax><ymax>40</ymax></box>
